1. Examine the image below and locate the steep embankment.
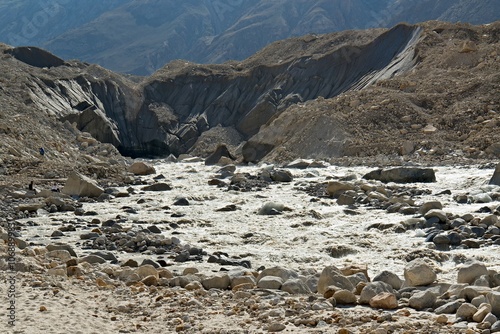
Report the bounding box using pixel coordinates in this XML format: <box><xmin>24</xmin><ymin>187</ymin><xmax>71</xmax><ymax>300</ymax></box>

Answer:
<box><xmin>1</xmin><ymin>21</ymin><xmax>499</xmax><ymax>167</ymax></box>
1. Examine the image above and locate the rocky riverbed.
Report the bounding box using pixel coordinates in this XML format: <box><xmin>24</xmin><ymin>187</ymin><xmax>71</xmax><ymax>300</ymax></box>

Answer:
<box><xmin>1</xmin><ymin>158</ymin><xmax>500</xmax><ymax>333</ymax></box>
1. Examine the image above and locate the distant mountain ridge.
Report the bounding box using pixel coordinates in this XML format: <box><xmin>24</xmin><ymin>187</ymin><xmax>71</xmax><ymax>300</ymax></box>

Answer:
<box><xmin>0</xmin><ymin>0</ymin><xmax>498</xmax><ymax>75</ymax></box>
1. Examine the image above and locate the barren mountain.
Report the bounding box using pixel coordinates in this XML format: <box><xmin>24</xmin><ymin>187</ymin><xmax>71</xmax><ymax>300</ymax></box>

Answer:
<box><xmin>0</xmin><ymin>0</ymin><xmax>498</xmax><ymax>74</ymax></box>
<box><xmin>0</xmin><ymin>20</ymin><xmax>499</xmax><ymax>181</ymax></box>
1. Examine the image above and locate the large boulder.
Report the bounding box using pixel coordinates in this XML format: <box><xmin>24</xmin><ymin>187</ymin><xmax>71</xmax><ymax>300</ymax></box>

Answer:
<box><xmin>404</xmin><ymin>259</ymin><xmax>437</xmax><ymax>286</ymax></box>
<box><xmin>62</xmin><ymin>172</ymin><xmax>104</xmax><ymax>198</ymax></box>
<box><xmin>6</xmin><ymin>46</ymin><xmax>65</xmax><ymax>68</ymax></box>
<box><xmin>128</xmin><ymin>161</ymin><xmax>156</xmax><ymax>175</ymax></box>
<box><xmin>363</xmin><ymin>167</ymin><xmax>436</xmax><ymax>183</ymax></box>
<box><xmin>490</xmin><ymin>163</ymin><xmax>500</xmax><ymax>186</ymax></box>
<box><xmin>204</xmin><ymin>145</ymin><xmax>236</xmax><ymax>165</ymax></box>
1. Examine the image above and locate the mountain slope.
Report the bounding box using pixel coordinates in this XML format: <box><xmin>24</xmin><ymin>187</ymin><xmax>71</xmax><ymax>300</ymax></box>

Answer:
<box><xmin>1</xmin><ymin>21</ymin><xmax>498</xmax><ymax>167</ymax></box>
<box><xmin>0</xmin><ymin>0</ymin><xmax>498</xmax><ymax>74</ymax></box>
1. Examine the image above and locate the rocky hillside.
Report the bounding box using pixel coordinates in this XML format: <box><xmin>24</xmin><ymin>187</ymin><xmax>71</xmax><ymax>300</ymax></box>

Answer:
<box><xmin>0</xmin><ymin>21</ymin><xmax>499</xmax><ymax>175</ymax></box>
<box><xmin>0</xmin><ymin>0</ymin><xmax>498</xmax><ymax>74</ymax></box>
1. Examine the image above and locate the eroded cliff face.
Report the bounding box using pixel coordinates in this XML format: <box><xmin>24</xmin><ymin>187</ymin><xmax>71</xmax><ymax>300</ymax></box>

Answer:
<box><xmin>1</xmin><ymin>23</ymin><xmax>422</xmax><ymax>160</ymax></box>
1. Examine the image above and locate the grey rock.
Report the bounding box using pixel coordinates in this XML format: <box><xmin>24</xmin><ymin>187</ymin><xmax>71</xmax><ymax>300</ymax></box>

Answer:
<box><xmin>409</xmin><ymin>290</ymin><xmax>437</xmax><ymax>310</ymax></box>
<box><xmin>281</xmin><ymin>279</ymin><xmax>311</xmax><ymax>294</ymax></box>
<box><xmin>363</xmin><ymin>167</ymin><xmax>436</xmax><ymax>183</ymax></box>
<box><xmin>141</xmin><ymin>183</ymin><xmax>172</xmax><ymax>191</ymax></box>
<box><xmin>359</xmin><ymin>281</ymin><xmax>394</xmax><ymax>305</ymax></box>
<box><xmin>458</xmin><ymin>262</ymin><xmax>489</xmax><ymax>284</ymax></box>
<box><xmin>373</xmin><ymin>270</ymin><xmax>403</xmax><ymax>290</ymax></box>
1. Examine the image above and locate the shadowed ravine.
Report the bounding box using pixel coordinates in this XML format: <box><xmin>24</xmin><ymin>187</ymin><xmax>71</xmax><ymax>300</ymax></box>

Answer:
<box><xmin>12</xmin><ymin>23</ymin><xmax>421</xmax><ymax>159</ymax></box>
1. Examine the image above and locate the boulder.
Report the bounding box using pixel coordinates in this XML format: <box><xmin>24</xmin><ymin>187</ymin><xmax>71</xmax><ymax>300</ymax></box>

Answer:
<box><xmin>457</xmin><ymin>262</ymin><xmax>489</xmax><ymax>285</ymax></box>
<box><xmin>369</xmin><ymin>292</ymin><xmax>398</xmax><ymax>309</ymax></box>
<box><xmin>62</xmin><ymin>172</ymin><xmax>104</xmax><ymax>198</ymax></box>
<box><xmin>373</xmin><ymin>270</ymin><xmax>403</xmax><ymax>290</ymax></box>
<box><xmin>488</xmin><ymin>291</ymin><xmax>500</xmax><ymax>317</ymax></box>
<box><xmin>128</xmin><ymin>161</ymin><xmax>156</xmax><ymax>175</ymax></box>
<box><xmin>317</xmin><ymin>266</ymin><xmax>354</xmax><ymax>294</ymax></box>
<box><xmin>257</xmin><ymin>266</ymin><xmax>298</xmax><ymax>282</ymax></box>
<box><xmin>141</xmin><ymin>183</ymin><xmax>172</xmax><ymax>191</ymax></box>
<box><xmin>408</xmin><ymin>290</ymin><xmax>436</xmax><ymax>310</ymax></box>
<box><xmin>333</xmin><ymin>290</ymin><xmax>357</xmax><ymax>305</ymax></box>
<box><xmin>363</xmin><ymin>167</ymin><xmax>436</xmax><ymax>183</ymax></box>
<box><xmin>490</xmin><ymin>164</ymin><xmax>500</xmax><ymax>186</ymax></box>
<box><xmin>359</xmin><ymin>281</ymin><xmax>394</xmax><ymax>304</ymax></box>
<box><xmin>404</xmin><ymin>259</ymin><xmax>437</xmax><ymax>286</ymax></box>
<box><xmin>456</xmin><ymin>303</ymin><xmax>478</xmax><ymax>321</ymax></box>
<box><xmin>281</xmin><ymin>279</ymin><xmax>311</xmax><ymax>294</ymax></box>
<box><xmin>257</xmin><ymin>276</ymin><xmax>283</xmax><ymax>290</ymax></box>
<box><xmin>202</xmin><ymin>273</ymin><xmax>230</xmax><ymax>290</ymax></box>
<box><xmin>205</xmin><ymin>145</ymin><xmax>236</xmax><ymax>165</ymax></box>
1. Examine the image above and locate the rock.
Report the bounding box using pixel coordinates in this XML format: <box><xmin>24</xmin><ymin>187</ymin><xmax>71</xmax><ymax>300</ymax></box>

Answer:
<box><xmin>458</xmin><ymin>262</ymin><xmax>489</xmax><ymax>284</ymax></box>
<box><xmin>456</xmin><ymin>303</ymin><xmax>477</xmax><ymax>321</ymax></box>
<box><xmin>424</xmin><ymin>209</ymin><xmax>448</xmax><ymax>223</ymax></box>
<box><xmin>136</xmin><ymin>265</ymin><xmax>159</xmax><ymax>280</ymax></box>
<box><xmin>257</xmin><ymin>276</ymin><xmax>283</xmax><ymax>290</ymax></box>
<box><xmin>46</xmin><ymin>250</ymin><xmax>72</xmax><ymax>262</ymax></box>
<box><xmin>258</xmin><ymin>202</ymin><xmax>285</xmax><ymax>215</ymax></box>
<box><xmin>333</xmin><ymin>290</ymin><xmax>357</xmax><ymax>305</ymax></box>
<box><xmin>369</xmin><ymin>292</ymin><xmax>398</xmax><ymax>309</ymax></box>
<box><xmin>317</xmin><ymin>266</ymin><xmax>354</xmax><ymax>294</ymax></box>
<box><xmin>141</xmin><ymin>275</ymin><xmax>158</xmax><ymax>286</ymax></box>
<box><xmin>231</xmin><ymin>275</ymin><xmax>256</xmax><ymax>289</ymax></box>
<box><xmin>269</xmin><ymin>169</ymin><xmax>293</xmax><ymax>182</ymax></box>
<box><xmin>6</xmin><ymin>46</ymin><xmax>64</xmax><ymax>68</ymax></box>
<box><xmin>267</xmin><ymin>323</ymin><xmax>286</xmax><ymax>332</ymax></box>
<box><xmin>435</xmin><ymin>300</ymin><xmax>462</xmax><ymax>314</ymax></box>
<box><xmin>490</xmin><ymin>164</ymin><xmax>500</xmax><ymax>186</ymax></box>
<box><xmin>128</xmin><ymin>161</ymin><xmax>156</xmax><ymax>175</ymax></box>
<box><xmin>482</xmin><ymin>215</ymin><xmax>499</xmax><ymax>226</ymax></box>
<box><xmin>80</xmin><ymin>255</ymin><xmax>107</xmax><ymax>264</ymax></box>
<box><xmin>204</xmin><ymin>145</ymin><xmax>236</xmax><ymax>165</ymax></box>
<box><xmin>47</xmin><ymin>267</ymin><xmax>67</xmax><ymax>277</ymax></box>
<box><xmin>173</xmin><ymin>197</ymin><xmax>190</xmax><ymax>206</ymax></box>
<box><xmin>473</xmin><ymin>303</ymin><xmax>493</xmax><ymax>322</ymax></box>
<box><xmin>185</xmin><ymin>281</ymin><xmax>203</xmax><ymax>291</ymax></box>
<box><xmin>141</xmin><ymin>183</ymin><xmax>172</xmax><ymax>191</ymax></box>
<box><xmin>488</xmin><ymin>291</ymin><xmax>500</xmax><ymax>317</ymax></box>
<box><xmin>404</xmin><ymin>259</ymin><xmax>437</xmax><ymax>286</ymax></box>
<box><xmin>62</xmin><ymin>172</ymin><xmax>104</xmax><ymax>198</ymax></box>
<box><xmin>492</xmin><ymin>320</ymin><xmax>500</xmax><ymax>332</ymax></box>
<box><xmin>281</xmin><ymin>279</ymin><xmax>311</xmax><ymax>294</ymax></box>
<box><xmin>373</xmin><ymin>271</ymin><xmax>403</xmax><ymax>290</ymax></box>
<box><xmin>363</xmin><ymin>167</ymin><xmax>436</xmax><ymax>183</ymax></box>
<box><xmin>17</xmin><ymin>202</ymin><xmax>45</xmax><ymax>212</ymax></box>
<box><xmin>202</xmin><ymin>273</ymin><xmax>230</xmax><ymax>290</ymax></box>
<box><xmin>326</xmin><ymin>181</ymin><xmax>356</xmax><ymax>197</ymax></box>
<box><xmin>359</xmin><ymin>282</ymin><xmax>394</xmax><ymax>305</ymax></box>
<box><xmin>46</xmin><ymin>244</ymin><xmax>77</xmax><ymax>257</ymax></box>
<box><xmin>409</xmin><ymin>290</ymin><xmax>437</xmax><ymax>310</ymax></box>
<box><xmin>485</xmin><ymin>313</ymin><xmax>498</xmax><ymax>326</ymax></box>
<box><xmin>419</xmin><ymin>201</ymin><xmax>443</xmax><ymax>215</ymax></box>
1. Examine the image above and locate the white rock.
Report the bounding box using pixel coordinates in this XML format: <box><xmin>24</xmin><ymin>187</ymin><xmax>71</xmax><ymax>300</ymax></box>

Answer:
<box><xmin>404</xmin><ymin>259</ymin><xmax>437</xmax><ymax>286</ymax></box>
<box><xmin>62</xmin><ymin>172</ymin><xmax>103</xmax><ymax>198</ymax></box>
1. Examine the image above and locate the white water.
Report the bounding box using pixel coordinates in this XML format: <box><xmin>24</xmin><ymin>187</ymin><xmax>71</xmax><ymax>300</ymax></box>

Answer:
<box><xmin>21</xmin><ymin>162</ymin><xmax>500</xmax><ymax>282</ymax></box>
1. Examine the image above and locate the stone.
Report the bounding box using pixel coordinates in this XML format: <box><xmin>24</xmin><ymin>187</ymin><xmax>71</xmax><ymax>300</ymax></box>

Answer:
<box><xmin>281</xmin><ymin>279</ymin><xmax>311</xmax><ymax>294</ymax></box>
<box><xmin>333</xmin><ymin>290</ymin><xmax>357</xmax><ymax>305</ymax></box>
<box><xmin>231</xmin><ymin>275</ymin><xmax>256</xmax><ymax>288</ymax></box>
<box><xmin>488</xmin><ymin>291</ymin><xmax>500</xmax><ymax>317</ymax></box>
<box><xmin>141</xmin><ymin>183</ymin><xmax>172</xmax><ymax>191</ymax></box>
<box><xmin>257</xmin><ymin>266</ymin><xmax>298</xmax><ymax>282</ymax></box>
<box><xmin>363</xmin><ymin>167</ymin><xmax>436</xmax><ymax>183</ymax></box>
<box><xmin>46</xmin><ymin>244</ymin><xmax>77</xmax><ymax>257</ymax></box>
<box><xmin>369</xmin><ymin>292</ymin><xmax>398</xmax><ymax>309</ymax></box>
<box><xmin>458</xmin><ymin>262</ymin><xmax>489</xmax><ymax>284</ymax></box>
<box><xmin>474</xmin><ymin>303</ymin><xmax>493</xmax><ymax>322</ymax></box>
<box><xmin>136</xmin><ymin>265</ymin><xmax>159</xmax><ymax>280</ymax></box>
<box><xmin>456</xmin><ymin>303</ymin><xmax>477</xmax><ymax>321</ymax></box>
<box><xmin>269</xmin><ymin>169</ymin><xmax>293</xmax><ymax>182</ymax></box>
<box><xmin>419</xmin><ymin>201</ymin><xmax>443</xmax><ymax>215</ymax></box>
<box><xmin>46</xmin><ymin>250</ymin><xmax>72</xmax><ymax>262</ymax></box>
<box><xmin>202</xmin><ymin>273</ymin><xmax>230</xmax><ymax>290</ymax></box>
<box><xmin>62</xmin><ymin>172</ymin><xmax>104</xmax><ymax>198</ymax></box>
<box><xmin>47</xmin><ymin>267</ymin><xmax>67</xmax><ymax>277</ymax></box>
<box><xmin>482</xmin><ymin>215</ymin><xmax>499</xmax><ymax>226</ymax></box>
<box><xmin>424</xmin><ymin>209</ymin><xmax>448</xmax><ymax>223</ymax></box>
<box><xmin>373</xmin><ymin>271</ymin><xmax>403</xmax><ymax>290</ymax></box>
<box><xmin>141</xmin><ymin>275</ymin><xmax>158</xmax><ymax>286</ymax></box>
<box><xmin>408</xmin><ymin>290</ymin><xmax>437</xmax><ymax>310</ymax></box>
<box><xmin>267</xmin><ymin>323</ymin><xmax>286</xmax><ymax>332</ymax></box>
<box><xmin>80</xmin><ymin>255</ymin><xmax>107</xmax><ymax>264</ymax></box>
<box><xmin>128</xmin><ymin>161</ymin><xmax>156</xmax><ymax>175</ymax></box>
<box><xmin>205</xmin><ymin>145</ymin><xmax>235</xmax><ymax>165</ymax></box>
<box><xmin>490</xmin><ymin>164</ymin><xmax>500</xmax><ymax>186</ymax></box>
<box><xmin>435</xmin><ymin>300</ymin><xmax>462</xmax><ymax>314</ymax></box>
<box><xmin>17</xmin><ymin>202</ymin><xmax>44</xmax><ymax>212</ymax></box>
<box><xmin>258</xmin><ymin>202</ymin><xmax>285</xmax><ymax>215</ymax></box>
<box><xmin>317</xmin><ymin>266</ymin><xmax>354</xmax><ymax>294</ymax></box>
<box><xmin>327</xmin><ymin>181</ymin><xmax>356</xmax><ymax>197</ymax></box>
<box><xmin>359</xmin><ymin>282</ymin><xmax>394</xmax><ymax>305</ymax></box>
<box><xmin>404</xmin><ymin>259</ymin><xmax>437</xmax><ymax>286</ymax></box>
<box><xmin>257</xmin><ymin>276</ymin><xmax>283</xmax><ymax>290</ymax></box>
<box><xmin>485</xmin><ymin>313</ymin><xmax>498</xmax><ymax>326</ymax></box>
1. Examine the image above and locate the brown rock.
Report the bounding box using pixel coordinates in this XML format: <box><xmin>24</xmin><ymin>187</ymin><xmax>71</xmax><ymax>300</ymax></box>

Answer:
<box><xmin>369</xmin><ymin>292</ymin><xmax>398</xmax><ymax>309</ymax></box>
